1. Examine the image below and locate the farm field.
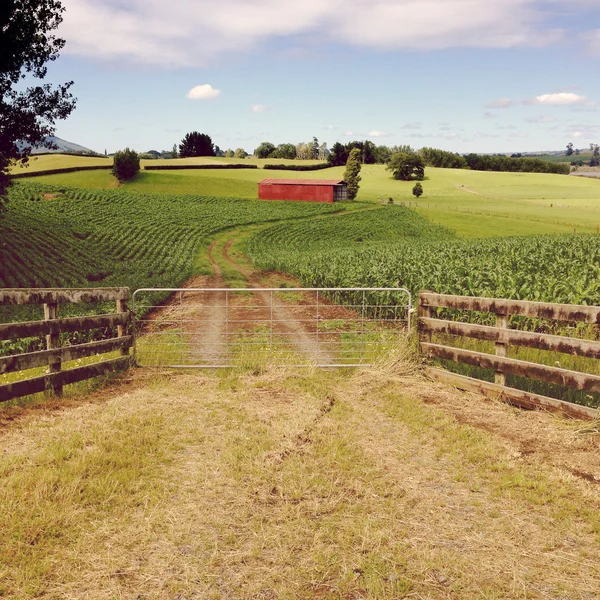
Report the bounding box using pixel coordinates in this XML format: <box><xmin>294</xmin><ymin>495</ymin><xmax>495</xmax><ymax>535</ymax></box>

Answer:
<box><xmin>0</xmin><ymin>182</ymin><xmax>342</xmax><ymax>327</ymax></box>
<box><xmin>9</xmin><ymin>153</ymin><xmax>323</xmax><ymax>174</ymax></box>
<box><xmin>14</xmin><ymin>155</ymin><xmax>600</xmax><ymax>237</ymax></box>
<box><xmin>2</xmin><ymin>164</ymin><xmax>600</xmax><ymax>598</ymax></box>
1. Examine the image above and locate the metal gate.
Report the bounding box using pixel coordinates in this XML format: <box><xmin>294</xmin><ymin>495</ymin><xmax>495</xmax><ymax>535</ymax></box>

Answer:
<box><xmin>132</xmin><ymin>287</ymin><xmax>412</xmax><ymax>368</ymax></box>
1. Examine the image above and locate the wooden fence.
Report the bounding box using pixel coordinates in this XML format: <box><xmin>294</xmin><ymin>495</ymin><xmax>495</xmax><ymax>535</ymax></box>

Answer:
<box><xmin>418</xmin><ymin>292</ymin><xmax>600</xmax><ymax>420</ymax></box>
<box><xmin>0</xmin><ymin>288</ymin><xmax>133</xmax><ymax>403</ymax></box>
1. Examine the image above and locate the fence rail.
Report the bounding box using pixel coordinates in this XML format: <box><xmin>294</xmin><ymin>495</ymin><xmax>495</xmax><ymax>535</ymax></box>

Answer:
<box><xmin>418</xmin><ymin>292</ymin><xmax>600</xmax><ymax>420</ymax></box>
<box><xmin>0</xmin><ymin>288</ymin><xmax>132</xmax><ymax>403</ymax></box>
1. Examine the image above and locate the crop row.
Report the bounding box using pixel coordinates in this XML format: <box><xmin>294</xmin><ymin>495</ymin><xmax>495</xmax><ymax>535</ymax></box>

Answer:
<box><xmin>248</xmin><ymin>209</ymin><xmax>600</xmax><ymax>308</ymax></box>
<box><xmin>0</xmin><ymin>183</ymin><xmax>339</xmax><ymax>324</ymax></box>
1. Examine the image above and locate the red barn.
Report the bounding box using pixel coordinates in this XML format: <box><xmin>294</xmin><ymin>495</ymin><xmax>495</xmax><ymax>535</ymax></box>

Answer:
<box><xmin>258</xmin><ymin>179</ymin><xmax>348</xmax><ymax>203</ymax></box>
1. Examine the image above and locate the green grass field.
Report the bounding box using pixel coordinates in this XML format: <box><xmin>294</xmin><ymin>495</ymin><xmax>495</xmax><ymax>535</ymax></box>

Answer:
<box><xmin>15</xmin><ymin>155</ymin><xmax>600</xmax><ymax>237</ymax></box>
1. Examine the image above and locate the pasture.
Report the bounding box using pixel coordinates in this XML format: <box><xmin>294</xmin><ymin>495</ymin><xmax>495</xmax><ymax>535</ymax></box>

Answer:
<box><xmin>3</xmin><ymin>156</ymin><xmax>600</xmax><ymax>599</ymax></box>
<box><xmin>13</xmin><ymin>154</ymin><xmax>600</xmax><ymax>237</ymax></box>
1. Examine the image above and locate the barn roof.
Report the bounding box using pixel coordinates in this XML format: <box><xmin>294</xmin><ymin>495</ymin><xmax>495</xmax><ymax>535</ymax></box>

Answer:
<box><xmin>259</xmin><ymin>179</ymin><xmax>345</xmax><ymax>186</ymax></box>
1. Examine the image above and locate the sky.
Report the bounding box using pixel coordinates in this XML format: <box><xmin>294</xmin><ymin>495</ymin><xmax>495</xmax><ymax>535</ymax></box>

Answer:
<box><xmin>39</xmin><ymin>0</ymin><xmax>600</xmax><ymax>155</ymax></box>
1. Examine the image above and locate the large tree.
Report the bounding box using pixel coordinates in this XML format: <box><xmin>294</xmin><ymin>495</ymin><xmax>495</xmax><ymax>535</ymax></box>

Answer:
<box><xmin>178</xmin><ymin>132</ymin><xmax>215</xmax><ymax>158</ymax></box>
<box><xmin>254</xmin><ymin>141</ymin><xmax>276</xmax><ymax>159</ymax></box>
<box><xmin>0</xmin><ymin>0</ymin><xmax>76</xmax><ymax>210</ymax></box>
<box><xmin>387</xmin><ymin>152</ymin><xmax>425</xmax><ymax>181</ymax></box>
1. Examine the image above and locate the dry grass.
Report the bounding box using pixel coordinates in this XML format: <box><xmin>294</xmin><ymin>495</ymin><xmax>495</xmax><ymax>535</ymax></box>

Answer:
<box><xmin>1</xmin><ymin>360</ymin><xmax>600</xmax><ymax>599</ymax></box>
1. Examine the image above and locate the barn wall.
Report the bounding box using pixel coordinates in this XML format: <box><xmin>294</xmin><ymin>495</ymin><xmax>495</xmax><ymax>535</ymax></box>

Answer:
<box><xmin>258</xmin><ymin>184</ymin><xmax>334</xmax><ymax>203</ymax></box>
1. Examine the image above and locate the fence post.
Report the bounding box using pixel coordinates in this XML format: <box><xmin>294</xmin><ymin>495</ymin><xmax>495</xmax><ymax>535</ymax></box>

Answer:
<box><xmin>417</xmin><ymin>292</ymin><xmax>432</xmax><ymax>347</ymax></box>
<box><xmin>494</xmin><ymin>312</ymin><xmax>509</xmax><ymax>386</ymax></box>
<box><xmin>44</xmin><ymin>302</ymin><xmax>62</xmax><ymax>396</ymax></box>
<box><xmin>116</xmin><ymin>296</ymin><xmax>130</xmax><ymax>357</ymax></box>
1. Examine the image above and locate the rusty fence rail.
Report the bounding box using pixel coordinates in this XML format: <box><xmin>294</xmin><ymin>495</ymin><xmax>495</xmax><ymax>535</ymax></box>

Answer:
<box><xmin>418</xmin><ymin>292</ymin><xmax>600</xmax><ymax>420</ymax></box>
<box><xmin>0</xmin><ymin>288</ymin><xmax>133</xmax><ymax>403</ymax></box>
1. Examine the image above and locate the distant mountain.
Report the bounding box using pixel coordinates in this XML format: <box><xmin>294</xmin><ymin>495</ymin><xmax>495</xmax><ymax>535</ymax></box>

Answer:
<box><xmin>27</xmin><ymin>136</ymin><xmax>98</xmax><ymax>155</ymax></box>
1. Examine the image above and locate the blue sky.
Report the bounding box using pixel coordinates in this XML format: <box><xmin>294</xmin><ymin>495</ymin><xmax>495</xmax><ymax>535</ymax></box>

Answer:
<box><xmin>43</xmin><ymin>0</ymin><xmax>600</xmax><ymax>154</ymax></box>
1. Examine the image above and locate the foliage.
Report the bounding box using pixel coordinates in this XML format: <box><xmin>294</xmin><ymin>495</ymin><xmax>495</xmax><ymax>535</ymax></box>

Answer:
<box><xmin>263</xmin><ymin>163</ymin><xmax>331</xmax><ymax>171</ymax></box>
<box><xmin>224</xmin><ymin>149</ymin><xmax>234</xmax><ymax>158</ymax></box>
<box><xmin>255</xmin><ymin>142</ymin><xmax>276</xmax><ymax>159</ymax></box>
<box><xmin>328</xmin><ymin>142</ymin><xmax>348</xmax><ymax>167</ymax></box>
<box><xmin>419</xmin><ymin>147</ymin><xmax>467</xmax><ymax>169</ymax></box>
<box><xmin>463</xmin><ymin>154</ymin><xmax>570</xmax><ymax>175</ymax></box>
<box><xmin>412</xmin><ymin>182</ymin><xmax>423</xmax><ymax>198</ymax></box>
<box><xmin>178</xmin><ymin>132</ymin><xmax>215</xmax><ymax>158</ymax></box>
<box><xmin>144</xmin><ymin>164</ymin><xmax>257</xmax><ymax>171</ymax></box>
<box><xmin>311</xmin><ymin>137</ymin><xmax>320</xmax><ymax>160</ymax></box>
<box><xmin>112</xmin><ymin>148</ymin><xmax>140</xmax><ymax>182</ymax></box>
<box><xmin>387</xmin><ymin>153</ymin><xmax>425</xmax><ymax>181</ymax></box>
<box><xmin>234</xmin><ymin>148</ymin><xmax>247</xmax><ymax>159</ymax></box>
<box><xmin>270</xmin><ymin>143</ymin><xmax>296</xmax><ymax>159</ymax></box>
<box><xmin>566</xmin><ymin>142</ymin><xmax>574</xmax><ymax>156</ymax></box>
<box><xmin>0</xmin><ymin>0</ymin><xmax>76</xmax><ymax>210</ymax></box>
<box><xmin>344</xmin><ymin>148</ymin><xmax>362</xmax><ymax>200</ymax></box>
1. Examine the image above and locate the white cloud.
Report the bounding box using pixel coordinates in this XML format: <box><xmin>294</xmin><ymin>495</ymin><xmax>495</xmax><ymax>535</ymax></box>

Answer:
<box><xmin>251</xmin><ymin>104</ymin><xmax>267</xmax><ymax>113</ymax></box>
<box><xmin>401</xmin><ymin>122</ymin><xmax>422</xmax><ymax>130</ymax></box>
<box><xmin>186</xmin><ymin>84</ymin><xmax>221</xmax><ymax>100</ymax></box>
<box><xmin>486</xmin><ymin>98</ymin><xmax>514</xmax><ymax>109</ymax></box>
<box><xmin>572</xmin><ymin>131</ymin><xmax>583</xmax><ymax>138</ymax></box>
<box><xmin>530</xmin><ymin>93</ymin><xmax>587</xmax><ymax>106</ymax></box>
<box><xmin>525</xmin><ymin>115</ymin><xmax>558</xmax><ymax>123</ymax></box>
<box><xmin>343</xmin><ymin>131</ymin><xmax>354</xmax><ymax>137</ymax></box>
<box><xmin>59</xmin><ymin>0</ymin><xmax>568</xmax><ymax>67</ymax></box>
<box><xmin>367</xmin><ymin>130</ymin><xmax>389</xmax><ymax>137</ymax></box>
<box><xmin>509</xmin><ymin>132</ymin><xmax>529</xmax><ymax>138</ymax></box>
<box><xmin>324</xmin><ymin>125</ymin><xmax>338</xmax><ymax>130</ymax></box>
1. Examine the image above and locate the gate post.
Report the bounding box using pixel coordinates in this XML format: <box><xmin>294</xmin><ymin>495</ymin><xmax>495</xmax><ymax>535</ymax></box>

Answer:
<box><xmin>44</xmin><ymin>302</ymin><xmax>62</xmax><ymax>396</ymax></box>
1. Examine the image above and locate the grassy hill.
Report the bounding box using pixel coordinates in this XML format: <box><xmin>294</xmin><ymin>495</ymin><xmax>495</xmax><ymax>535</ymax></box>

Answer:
<box><xmin>12</xmin><ymin>155</ymin><xmax>600</xmax><ymax>237</ymax></box>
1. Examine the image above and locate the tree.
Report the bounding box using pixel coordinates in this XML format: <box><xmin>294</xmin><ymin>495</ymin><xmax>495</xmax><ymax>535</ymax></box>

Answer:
<box><xmin>344</xmin><ymin>148</ymin><xmax>362</xmax><ymax>200</ymax></box>
<box><xmin>312</xmin><ymin>137</ymin><xmax>319</xmax><ymax>160</ymax></box>
<box><xmin>271</xmin><ymin>143</ymin><xmax>296</xmax><ymax>159</ymax></box>
<box><xmin>112</xmin><ymin>148</ymin><xmax>140</xmax><ymax>182</ymax></box>
<box><xmin>224</xmin><ymin>149</ymin><xmax>234</xmax><ymax>158</ymax></box>
<box><xmin>171</xmin><ymin>144</ymin><xmax>178</xmax><ymax>159</ymax></box>
<box><xmin>0</xmin><ymin>0</ymin><xmax>76</xmax><ymax>211</ymax></box>
<box><xmin>328</xmin><ymin>142</ymin><xmax>348</xmax><ymax>167</ymax></box>
<box><xmin>255</xmin><ymin>141</ymin><xmax>276</xmax><ymax>159</ymax></box>
<box><xmin>590</xmin><ymin>144</ymin><xmax>600</xmax><ymax>167</ymax></box>
<box><xmin>179</xmin><ymin>132</ymin><xmax>215</xmax><ymax>157</ymax></box>
<box><xmin>566</xmin><ymin>142</ymin><xmax>574</xmax><ymax>156</ymax></box>
<box><xmin>295</xmin><ymin>142</ymin><xmax>312</xmax><ymax>160</ymax></box>
<box><xmin>233</xmin><ymin>148</ymin><xmax>247</xmax><ymax>159</ymax></box>
<box><xmin>412</xmin><ymin>182</ymin><xmax>423</xmax><ymax>198</ymax></box>
<box><xmin>387</xmin><ymin>152</ymin><xmax>425</xmax><ymax>181</ymax></box>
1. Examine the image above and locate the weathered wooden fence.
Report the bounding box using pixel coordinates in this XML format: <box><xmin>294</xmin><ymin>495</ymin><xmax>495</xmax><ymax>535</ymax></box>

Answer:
<box><xmin>0</xmin><ymin>288</ymin><xmax>133</xmax><ymax>403</ymax></box>
<box><xmin>418</xmin><ymin>292</ymin><xmax>600</xmax><ymax>420</ymax></box>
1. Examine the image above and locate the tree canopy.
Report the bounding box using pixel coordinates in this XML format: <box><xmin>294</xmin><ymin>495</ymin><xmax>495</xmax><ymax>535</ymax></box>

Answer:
<box><xmin>0</xmin><ymin>0</ymin><xmax>76</xmax><ymax>209</ymax></box>
<box><xmin>387</xmin><ymin>153</ymin><xmax>425</xmax><ymax>181</ymax></box>
<box><xmin>255</xmin><ymin>142</ymin><xmax>276</xmax><ymax>159</ymax></box>
<box><xmin>178</xmin><ymin>132</ymin><xmax>215</xmax><ymax>158</ymax></box>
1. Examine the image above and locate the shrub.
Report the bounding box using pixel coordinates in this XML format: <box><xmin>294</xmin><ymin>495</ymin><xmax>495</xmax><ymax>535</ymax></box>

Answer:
<box><xmin>412</xmin><ymin>182</ymin><xmax>423</xmax><ymax>198</ymax></box>
<box><xmin>263</xmin><ymin>163</ymin><xmax>331</xmax><ymax>171</ymax></box>
<box><xmin>112</xmin><ymin>148</ymin><xmax>140</xmax><ymax>181</ymax></box>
